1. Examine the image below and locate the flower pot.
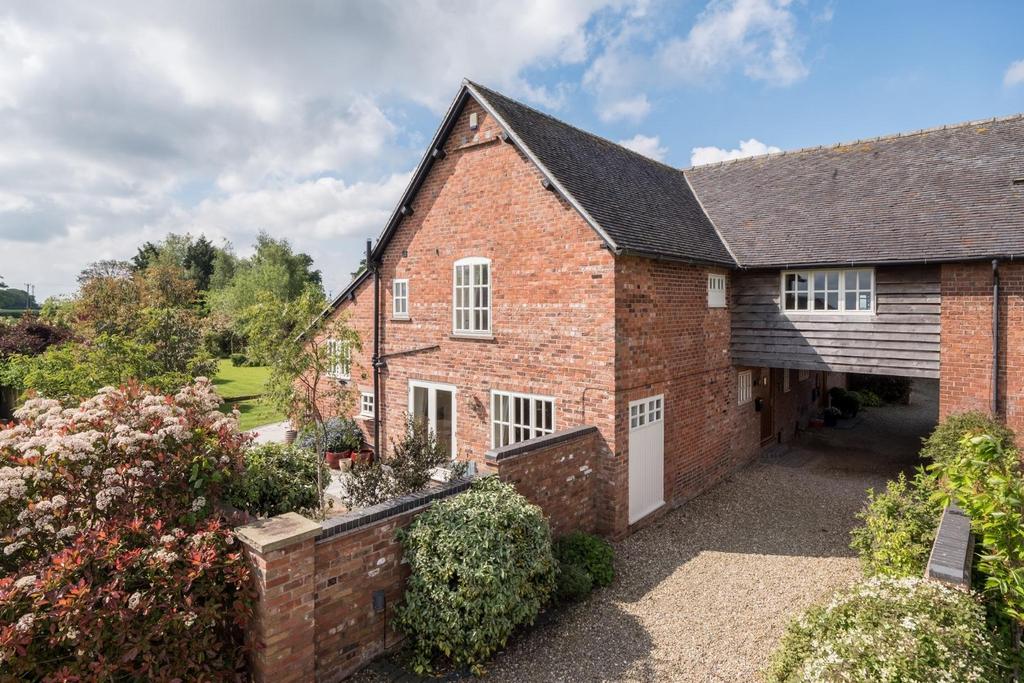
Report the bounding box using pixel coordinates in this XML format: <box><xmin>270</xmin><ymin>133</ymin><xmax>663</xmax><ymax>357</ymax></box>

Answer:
<box><xmin>284</xmin><ymin>429</ymin><xmax>297</xmax><ymax>445</ymax></box>
<box><xmin>325</xmin><ymin>451</ymin><xmax>343</xmax><ymax>469</ymax></box>
<box><xmin>809</xmin><ymin>417</ymin><xmax>825</xmax><ymax>429</ymax></box>
<box><xmin>354</xmin><ymin>447</ymin><xmax>375</xmax><ymax>465</ymax></box>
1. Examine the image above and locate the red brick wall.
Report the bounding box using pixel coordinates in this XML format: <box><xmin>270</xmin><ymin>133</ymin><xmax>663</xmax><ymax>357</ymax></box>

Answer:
<box><xmin>315</xmin><ymin>95</ymin><xmax>617</xmax><ymax>469</ymax></box>
<box><xmin>613</xmin><ymin>257</ymin><xmax>760</xmax><ymax>535</ymax></box>
<box><xmin>313</xmin><ymin>510</ymin><xmax>416</xmax><ymax>682</ymax></box>
<box><xmin>481</xmin><ymin>426</ymin><xmax>603</xmax><ymax>537</ymax></box>
<box><xmin>940</xmin><ymin>261</ymin><xmax>1024</xmax><ymax>440</ymax></box>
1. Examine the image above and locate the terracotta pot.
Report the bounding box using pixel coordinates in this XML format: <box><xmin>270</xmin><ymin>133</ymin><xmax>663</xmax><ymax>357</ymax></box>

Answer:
<box><xmin>325</xmin><ymin>451</ymin><xmax>343</xmax><ymax>469</ymax></box>
<box><xmin>354</xmin><ymin>447</ymin><xmax>375</xmax><ymax>464</ymax></box>
<box><xmin>809</xmin><ymin>418</ymin><xmax>825</xmax><ymax>429</ymax></box>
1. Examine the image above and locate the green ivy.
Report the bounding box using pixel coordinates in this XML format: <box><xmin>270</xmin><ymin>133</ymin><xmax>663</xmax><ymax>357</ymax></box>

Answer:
<box><xmin>394</xmin><ymin>477</ymin><xmax>555</xmax><ymax>675</ymax></box>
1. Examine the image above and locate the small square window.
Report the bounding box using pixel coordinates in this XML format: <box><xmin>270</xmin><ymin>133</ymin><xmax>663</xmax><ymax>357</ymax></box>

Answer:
<box><xmin>326</xmin><ymin>338</ymin><xmax>350</xmax><ymax>380</ymax></box>
<box><xmin>360</xmin><ymin>392</ymin><xmax>374</xmax><ymax>418</ymax></box>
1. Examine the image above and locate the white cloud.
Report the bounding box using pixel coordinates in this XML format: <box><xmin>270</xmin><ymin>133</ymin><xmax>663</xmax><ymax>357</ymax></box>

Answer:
<box><xmin>599</xmin><ymin>94</ymin><xmax>652</xmax><ymax>122</ymax></box>
<box><xmin>1005</xmin><ymin>59</ymin><xmax>1024</xmax><ymax>87</ymax></box>
<box><xmin>690</xmin><ymin>138</ymin><xmax>781</xmax><ymax>166</ymax></box>
<box><xmin>584</xmin><ymin>0</ymin><xmax>810</xmax><ymax>121</ymax></box>
<box><xmin>660</xmin><ymin>0</ymin><xmax>808</xmax><ymax>86</ymax></box>
<box><xmin>618</xmin><ymin>134</ymin><xmax>667</xmax><ymax>161</ymax></box>
<box><xmin>0</xmin><ymin>1</ymin><xmax>619</xmax><ymax>298</ymax></box>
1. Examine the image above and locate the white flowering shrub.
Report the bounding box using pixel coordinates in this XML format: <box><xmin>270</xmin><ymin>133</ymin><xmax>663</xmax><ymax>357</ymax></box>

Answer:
<box><xmin>766</xmin><ymin>576</ymin><xmax>1005</xmax><ymax>682</ymax></box>
<box><xmin>0</xmin><ymin>379</ymin><xmax>254</xmax><ymax>680</ymax></box>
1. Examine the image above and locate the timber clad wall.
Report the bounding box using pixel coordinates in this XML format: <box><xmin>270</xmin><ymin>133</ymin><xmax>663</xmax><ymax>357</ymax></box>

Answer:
<box><xmin>731</xmin><ymin>265</ymin><xmax>941</xmax><ymax>378</ymax></box>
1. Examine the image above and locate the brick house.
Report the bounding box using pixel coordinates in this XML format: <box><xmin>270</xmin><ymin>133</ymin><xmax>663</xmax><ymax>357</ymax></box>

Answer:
<box><xmin>309</xmin><ymin>80</ymin><xmax>1024</xmax><ymax>538</ymax></box>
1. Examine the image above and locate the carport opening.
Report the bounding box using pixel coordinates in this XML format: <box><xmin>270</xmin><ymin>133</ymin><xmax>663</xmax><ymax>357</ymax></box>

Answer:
<box><xmin>762</xmin><ymin>370</ymin><xmax>939</xmax><ymax>479</ymax></box>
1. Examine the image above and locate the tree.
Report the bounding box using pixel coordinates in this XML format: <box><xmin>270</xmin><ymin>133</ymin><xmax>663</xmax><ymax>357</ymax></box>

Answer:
<box><xmin>184</xmin><ymin>235</ymin><xmax>218</xmax><ymax>291</ymax></box>
<box><xmin>259</xmin><ymin>288</ymin><xmax>360</xmax><ymax>517</ymax></box>
<box><xmin>131</xmin><ymin>241</ymin><xmax>161</xmax><ymax>272</ymax></box>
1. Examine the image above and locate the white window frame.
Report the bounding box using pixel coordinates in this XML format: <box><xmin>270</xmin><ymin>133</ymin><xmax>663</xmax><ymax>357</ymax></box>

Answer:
<box><xmin>783</xmin><ymin>369</ymin><xmax>791</xmax><ymax>393</ymax></box>
<box><xmin>325</xmin><ymin>338</ymin><xmax>350</xmax><ymax>380</ymax></box>
<box><xmin>738</xmin><ymin>370</ymin><xmax>753</xmax><ymax>405</ymax></box>
<box><xmin>408</xmin><ymin>380</ymin><xmax>458</xmax><ymax>459</ymax></box>
<box><xmin>781</xmin><ymin>268</ymin><xmax>875</xmax><ymax>315</ymax></box>
<box><xmin>392</xmin><ymin>279</ymin><xmax>409</xmax><ymax>319</ymax></box>
<box><xmin>452</xmin><ymin>257</ymin><xmax>492</xmax><ymax>336</ymax></box>
<box><xmin>629</xmin><ymin>394</ymin><xmax>664</xmax><ymax>430</ymax></box>
<box><xmin>707</xmin><ymin>274</ymin><xmax>727</xmax><ymax>308</ymax></box>
<box><xmin>491</xmin><ymin>390</ymin><xmax>555</xmax><ymax>449</ymax></box>
<box><xmin>360</xmin><ymin>391</ymin><xmax>374</xmax><ymax>418</ymax></box>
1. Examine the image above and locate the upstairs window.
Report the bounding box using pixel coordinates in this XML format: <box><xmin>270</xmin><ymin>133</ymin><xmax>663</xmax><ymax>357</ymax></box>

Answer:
<box><xmin>782</xmin><ymin>269</ymin><xmax>874</xmax><ymax>314</ymax></box>
<box><xmin>326</xmin><ymin>339</ymin><xmax>350</xmax><ymax>380</ymax></box>
<box><xmin>393</xmin><ymin>279</ymin><xmax>409</xmax><ymax>318</ymax></box>
<box><xmin>453</xmin><ymin>257</ymin><xmax>491</xmax><ymax>335</ymax></box>
<box><xmin>707</xmin><ymin>274</ymin><xmax>727</xmax><ymax>308</ymax></box>
<box><xmin>492</xmin><ymin>390</ymin><xmax>554</xmax><ymax>448</ymax></box>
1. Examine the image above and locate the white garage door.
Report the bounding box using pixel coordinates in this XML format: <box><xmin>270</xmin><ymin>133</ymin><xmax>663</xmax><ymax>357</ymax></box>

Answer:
<box><xmin>628</xmin><ymin>394</ymin><xmax>665</xmax><ymax>524</ymax></box>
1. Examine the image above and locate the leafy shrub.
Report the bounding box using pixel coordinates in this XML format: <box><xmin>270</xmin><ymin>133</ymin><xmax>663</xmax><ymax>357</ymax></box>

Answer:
<box><xmin>394</xmin><ymin>477</ymin><xmax>555</xmax><ymax>675</ymax></box>
<box><xmin>850</xmin><ymin>472</ymin><xmax>942</xmax><ymax>577</ymax></box>
<box><xmin>921</xmin><ymin>411</ymin><xmax>1016</xmax><ymax>464</ymax></box>
<box><xmin>855</xmin><ymin>389</ymin><xmax>883</xmax><ymax>407</ymax></box>
<box><xmin>230</xmin><ymin>352</ymin><xmax>248</xmax><ymax>367</ymax></box>
<box><xmin>553</xmin><ymin>532</ymin><xmax>614</xmax><ymax>602</ymax></box>
<box><xmin>298</xmin><ymin>416</ymin><xmax>363</xmax><ymax>453</ymax></box>
<box><xmin>555</xmin><ymin>561</ymin><xmax>592</xmax><ymax>602</ymax></box>
<box><xmin>766</xmin><ymin>576</ymin><xmax>1004</xmax><ymax>682</ymax></box>
<box><xmin>930</xmin><ymin>434</ymin><xmax>1024</xmax><ymax>626</ymax></box>
<box><xmin>342</xmin><ymin>418</ymin><xmax>463</xmax><ymax>508</ymax></box>
<box><xmin>847</xmin><ymin>373</ymin><xmax>912</xmax><ymax>404</ymax></box>
<box><xmin>227</xmin><ymin>443</ymin><xmax>329</xmax><ymax>517</ymax></box>
<box><xmin>828</xmin><ymin>387</ymin><xmax>860</xmax><ymax>417</ymax></box>
<box><xmin>0</xmin><ymin>380</ymin><xmax>253</xmax><ymax>679</ymax></box>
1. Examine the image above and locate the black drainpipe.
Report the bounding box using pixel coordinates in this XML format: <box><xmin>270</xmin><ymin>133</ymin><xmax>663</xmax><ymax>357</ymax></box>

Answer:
<box><xmin>992</xmin><ymin>259</ymin><xmax>1001</xmax><ymax>417</ymax></box>
<box><xmin>368</xmin><ymin>238</ymin><xmax>381</xmax><ymax>456</ymax></box>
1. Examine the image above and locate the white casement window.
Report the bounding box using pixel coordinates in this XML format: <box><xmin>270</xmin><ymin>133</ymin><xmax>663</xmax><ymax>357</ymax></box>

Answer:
<box><xmin>707</xmin><ymin>274</ymin><xmax>727</xmax><ymax>308</ymax></box>
<box><xmin>360</xmin><ymin>392</ymin><xmax>374</xmax><ymax>418</ymax></box>
<box><xmin>326</xmin><ymin>338</ymin><xmax>350</xmax><ymax>380</ymax></box>
<box><xmin>738</xmin><ymin>370</ymin><xmax>753</xmax><ymax>405</ymax></box>
<box><xmin>491</xmin><ymin>390</ymin><xmax>554</xmax><ymax>448</ymax></box>
<box><xmin>798</xmin><ymin>369</ymin><xmax>810</xmax><ymax>382</ymax></box>
<box><xmin>393</xmin><ymin>279</ymin><xmax>409</xmax><ymax>319</ymax></box>
<box><xmin>453</xmin><ymin>257</ymin><xmax>491</xmax><ymax>336</ymax></box>
<box><xmin>782</xmin><ymin>268</ymin><xmax>874</xmax><ymax>314</ymax></box>
<box><xmin>783</xmin><ymin>369</ymin><xmax>791</xmax><ymax>393</ymax></box>
<box><xmin>629</xmin><ymin>395</ymin><xmax>663</xmax><ymax>429</ymax></box>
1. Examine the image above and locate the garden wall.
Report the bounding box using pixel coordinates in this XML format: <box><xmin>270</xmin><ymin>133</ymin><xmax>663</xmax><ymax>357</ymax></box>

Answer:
<box><xmin>237</xmin><ymin>425</ymin><xmax>605</xmax><ymax>682</ymax></box>
<box><xmin>480</xmin><ymin>425</ymin><xmax>603</xmax><ymax>537</ymax></box>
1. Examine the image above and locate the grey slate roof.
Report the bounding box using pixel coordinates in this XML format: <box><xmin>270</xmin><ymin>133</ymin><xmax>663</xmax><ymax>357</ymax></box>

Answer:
<box><xmin>686</xmin><ymin>115</ymin><xmax>1024</xmax><ymax>268</ymax></box>
<box><xmin>469</xmin><ymin>82</ymin><xmax>735</xmax><ymax>265</ymax></box>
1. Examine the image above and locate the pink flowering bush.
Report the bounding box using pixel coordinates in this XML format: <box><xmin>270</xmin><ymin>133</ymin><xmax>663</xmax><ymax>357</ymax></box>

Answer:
<box><xmin>0</xmin><ymin>379</ymin><xmax>254</xmax><ymax>680</ymax></box>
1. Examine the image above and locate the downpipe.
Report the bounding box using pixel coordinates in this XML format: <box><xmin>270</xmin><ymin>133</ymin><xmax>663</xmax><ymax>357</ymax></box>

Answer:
<box><xmin>992</xmin><ymin>259</ymin><xmax>1000</xmax><ymax>418</ymax></box>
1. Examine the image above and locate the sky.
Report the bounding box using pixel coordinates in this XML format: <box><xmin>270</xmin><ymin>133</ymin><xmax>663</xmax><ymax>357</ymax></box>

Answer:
<box><xmin>1</xmin><ymin>1</ymin><xmax>1022</xmax><ymax>301</ymax></box>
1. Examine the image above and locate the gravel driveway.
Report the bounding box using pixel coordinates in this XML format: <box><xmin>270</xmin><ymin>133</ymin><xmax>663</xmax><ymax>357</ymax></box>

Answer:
<box><xmin>357</xmin><ymin>381</ymin><xmax>938</xmax><ymax>682</ymax></box>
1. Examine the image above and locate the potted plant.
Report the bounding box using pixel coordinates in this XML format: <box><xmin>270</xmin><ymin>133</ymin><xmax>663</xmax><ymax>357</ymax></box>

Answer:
<box><xmin>823</xmin><ymin>406</ymin><xmax>842</xmax><ymax>427</ymax></box>
<box><xmin>298</xmin><ymin>417</ymin><xmax>364</xmax><ymax>469</ymax></box>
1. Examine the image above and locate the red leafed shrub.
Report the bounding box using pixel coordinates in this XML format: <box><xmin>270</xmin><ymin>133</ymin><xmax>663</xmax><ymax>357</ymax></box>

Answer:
<box><xmin>0</xmin><ymin>379</ymin><xmax>255</xmax><ymax>680</ymax></box>
<box><xmin>0</xmin><ymin>314</ymin><xmax>71</xmax><ymax>358</ymax></box>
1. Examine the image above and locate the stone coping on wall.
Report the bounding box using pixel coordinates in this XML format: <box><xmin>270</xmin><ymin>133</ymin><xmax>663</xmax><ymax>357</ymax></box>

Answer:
<box><xmin>925</xmin><ymin>504</ymin><xmax>974</xmax><ymax>588</ymax></box>
<box><xmin>316</xmin><ymin>476</ymin><xmax>477</xmax><ymax>543</ymax></box>
<box><xmin>484</xmin><ymin>425</ymin><xmax>599</xmax><ymax>462</ymax></box>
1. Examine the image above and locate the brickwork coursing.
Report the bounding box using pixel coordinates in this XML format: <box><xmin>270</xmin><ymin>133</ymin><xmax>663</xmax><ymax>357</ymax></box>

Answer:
<box><xmin>481</xmin><ymin>426</ymin><xmax>603</xmax><ymax>537</ymax></box>
<box><xmin>940</xmin><ymin>261</ymin><xmax>1024</xmax><ymax>441</ymax></box>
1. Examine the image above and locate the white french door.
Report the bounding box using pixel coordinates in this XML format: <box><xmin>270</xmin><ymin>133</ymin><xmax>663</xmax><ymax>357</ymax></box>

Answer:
<box><xmin>628</xmin><ymin>394</ymin><xmax>665</xmax><ymax>524</ymax></box>
<box><xmin>408</xmin><ymin>380</ymin><xmax>457</xmax><ymax>459</ymax></box>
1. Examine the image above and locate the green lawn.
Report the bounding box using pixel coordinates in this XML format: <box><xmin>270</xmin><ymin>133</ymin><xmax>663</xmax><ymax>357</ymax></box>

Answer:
<box><xmin>213</xmin><ymin>360</ymin><xmax>284</xmax><ymax>431</ymax></box>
